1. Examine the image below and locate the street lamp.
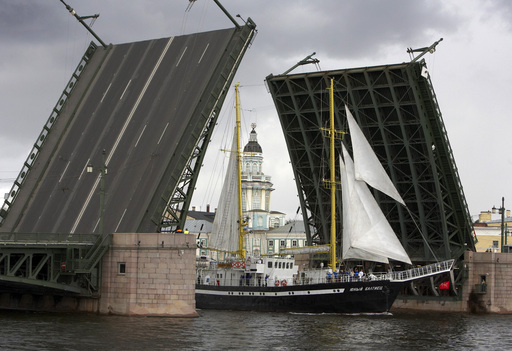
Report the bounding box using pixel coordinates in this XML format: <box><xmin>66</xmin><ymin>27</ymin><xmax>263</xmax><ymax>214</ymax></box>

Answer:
<box><xmin>492</xmin><ymin>197</ymin><xmax>506</xmax><ymax>253</ymax></box>
<box><xmin>87</xmin><ymin>149</ymin><xmax>107</xmax><ymax>236</ymax></box>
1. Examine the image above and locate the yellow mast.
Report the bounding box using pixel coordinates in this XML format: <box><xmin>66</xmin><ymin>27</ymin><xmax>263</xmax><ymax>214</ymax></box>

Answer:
<box><xmin>328</xmin><ymin>78</ymin><xmax>337</xmax><ymax>271</ymax></box>
<box><xmin>235</xmin><ymin>84</ymin><xmax>246</xmax><ymax>259</ymax></box>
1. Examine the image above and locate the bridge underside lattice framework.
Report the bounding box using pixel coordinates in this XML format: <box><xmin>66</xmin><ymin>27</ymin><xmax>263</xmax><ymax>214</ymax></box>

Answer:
<box><xmin>266</xmin><ymin>60</ymin><xmax>475</xmax><ymax>263</ymax></box>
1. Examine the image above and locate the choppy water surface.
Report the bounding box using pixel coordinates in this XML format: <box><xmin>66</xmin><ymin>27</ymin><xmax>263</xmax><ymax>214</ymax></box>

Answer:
<box><xmin>0</xmin><ymin>309</ymin><xmax>510</xmax><ymax>350</ymax></box>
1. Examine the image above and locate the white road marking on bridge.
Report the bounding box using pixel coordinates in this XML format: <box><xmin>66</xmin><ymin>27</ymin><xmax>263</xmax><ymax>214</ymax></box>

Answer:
<box><xmin>158</xmin><ymin>122</ymin><xmax>169</xmax><ymax>145</ymax></box>
<box><xmin>198</xmin><ymin>43</ymin><xmax>209</xmax><ymax>64</ymax></box>
<box><xmin>120</xmin><ymin>79</ymin><xmax>132</xmax><ymax>100</ymax></box>
<box><xmin>176</xmin><ymin>46</ymin><xmax>187</xmax><ymax>66</ymax></box>
<box><xmin>101</xmin><ymin>82</ymin><xmax>112</xmax><ymax>103</ymax></box>
<box><xmin>135</xmin><ymin>124</ymin><xmax>147</xmax><ymax>148</ymax></box>
<box><xmin>78</xmin><ymin>159</ymin><xmax>91</xmax><ymax>180</ymax></box>
<box><xmin>93</xmin><ymin>217</ymin><xmax>100</xmax><ymax>232</ymax></box>
<box><xmin>71</xmin><ymin>172</ymin><xmax>100</xmax><ymax>233</ymax></box>
<box><xmin>115</xmin><ymin>208</ymin><xmax>127</xmax><ymax>233</ymax></box>
<box><xmin>59</xmin><ymin>161</ymin><xmax>70</xmax><ymax>183</ymax></box>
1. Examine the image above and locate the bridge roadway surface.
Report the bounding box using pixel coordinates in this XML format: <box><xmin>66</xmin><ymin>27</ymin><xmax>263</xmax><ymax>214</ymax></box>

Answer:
<box><xmin>5</xmin><ymin>28</ymin><xmax>236</xmax><ymax>235</ymax></box>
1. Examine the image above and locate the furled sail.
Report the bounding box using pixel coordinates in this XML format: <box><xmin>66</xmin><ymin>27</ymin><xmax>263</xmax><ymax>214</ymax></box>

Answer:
<box><xmin>209</xmin><ymin>129</ymin><xmax>240</xmax><ymax>255</ymax></box>
<box><xmin>345</xmin><ymin>106</ymin><xmax>405</xmax><ymax>206</ymax></box>
<box><xmin>341</xmin><ymin>107</ymin><xmax>411</xmax><ymax>265</ymax></box>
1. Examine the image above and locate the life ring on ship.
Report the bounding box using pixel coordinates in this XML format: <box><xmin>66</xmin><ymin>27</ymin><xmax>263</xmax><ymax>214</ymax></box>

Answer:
<box><xmin>281</xmin><ymin>280</ymin><xmax>287</xmax><ymax>287</ymax></box>
<box><xmin>274</xmin><ymin>280</ymin><xmax>280</xmax><ymax>287</ymax></box>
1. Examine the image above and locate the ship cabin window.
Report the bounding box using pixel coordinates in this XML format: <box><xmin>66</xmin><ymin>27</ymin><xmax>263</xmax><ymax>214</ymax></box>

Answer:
<box><xmin>290</xmin><ymin>263</ymin><xmax>293</xmax><ymax>269</ymax></box>
<box><xmin>279</xmin><ymin>262</ymin><xmax>282</xmax><ymax>269</ymax></box>
<box><xmin>268</xmin><ymin>261</ymin><xmax>272</xmax><ymax>269</ymax></box>
<box><xmin>275</xmin><ymin>261</ymin><xmax>278</xmax><ymax>268</ymax></box>
<box><xmin>118</xmin><ymin>262</ymin><xmax>126</xmax><ymax>275</ymax></box>
<box><xmin>286</xmin><ymin>262</ymin><xmax>289</xmax><ymax>269</ymax></box>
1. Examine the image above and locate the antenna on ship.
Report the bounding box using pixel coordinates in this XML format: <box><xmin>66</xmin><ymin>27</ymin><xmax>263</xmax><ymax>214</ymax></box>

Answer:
<box><xmin>59</xmin><ymin>0</ymin><xmax>108</xmax><ymax>48</ymax></box>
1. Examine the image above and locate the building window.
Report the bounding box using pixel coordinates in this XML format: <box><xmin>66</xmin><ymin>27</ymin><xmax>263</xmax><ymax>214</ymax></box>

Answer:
<box><xmin>493</xmin><ymin>241</ymin><xmax>499</xmax><ymax>249</ymax></box>
<box><xmin>292</xmin><ymin>240</ymin><xmax>297</xmax><ymax>247</ymax></box>
<box><xmin>118</xmin><ymin>262</ymin><xmax>126</xmax><ymax>275</ymax></box>
<box><xmin>269</xmin><ymin>240</ymin><xmax>274</xmax><ymax>247</ymax></box>
<box><xmin>280</xmin><ymin>240</ymin><xmax>286</xmax><ymax>248</ymax></box>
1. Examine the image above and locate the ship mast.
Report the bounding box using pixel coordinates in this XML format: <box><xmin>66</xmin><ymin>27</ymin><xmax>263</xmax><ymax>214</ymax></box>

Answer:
<box><xmin>328</xmin><ymin>78</ymin><xmax>337</xmax><ymax>271</ymax></box>
<box><xmin>235</xmin><ymin>84</ymin><xmax>246</xmax><ymax>259</ymax></box>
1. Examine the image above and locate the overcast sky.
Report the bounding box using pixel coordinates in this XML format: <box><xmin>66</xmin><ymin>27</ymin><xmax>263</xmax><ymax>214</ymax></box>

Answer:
<box><xmin>1</xmin><ymin>0</ymin><xmax>512</xmax><ymax>221</ymax></box>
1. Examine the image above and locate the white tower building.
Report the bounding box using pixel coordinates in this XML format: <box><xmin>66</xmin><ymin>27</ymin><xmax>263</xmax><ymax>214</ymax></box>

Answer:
<box><xmin>241</xmin><ymin>124</ymin><xmax>285</xmax><ymax>231</ymax></box>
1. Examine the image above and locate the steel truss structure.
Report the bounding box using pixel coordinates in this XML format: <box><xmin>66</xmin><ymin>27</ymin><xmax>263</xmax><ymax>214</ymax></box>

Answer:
<box><xmin>266</xmin><ymin>60</ymin><xmax>475</xmax><ymax>264</ymax></box>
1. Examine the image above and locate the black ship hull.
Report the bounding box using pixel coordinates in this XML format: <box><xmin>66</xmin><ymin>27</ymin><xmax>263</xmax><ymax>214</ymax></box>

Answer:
<box><xmin>195</xmin><ymin>280</ymin><xmax>404</xmax><ymax>313</ymax></box>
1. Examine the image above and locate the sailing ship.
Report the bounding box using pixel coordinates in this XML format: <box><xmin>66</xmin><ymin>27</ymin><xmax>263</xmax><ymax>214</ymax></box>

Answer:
<box><xmin>195</xmin><ymin>81</ymin><xmax>454</xmax><ymax>313</ymax></box>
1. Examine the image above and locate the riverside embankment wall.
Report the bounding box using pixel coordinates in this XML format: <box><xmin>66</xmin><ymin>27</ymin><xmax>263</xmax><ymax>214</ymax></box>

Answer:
<box><xmin>392</xmin><ymin>251</ymin><xmax>512</xmax><ymax>313</ymax></box>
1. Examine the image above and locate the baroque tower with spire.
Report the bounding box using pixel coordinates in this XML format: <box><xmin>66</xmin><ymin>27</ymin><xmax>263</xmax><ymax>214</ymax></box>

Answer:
<box><xmin>241</xmin><ymin>123</ymin><xmax>285</xmax><ymax>230</ymax></box>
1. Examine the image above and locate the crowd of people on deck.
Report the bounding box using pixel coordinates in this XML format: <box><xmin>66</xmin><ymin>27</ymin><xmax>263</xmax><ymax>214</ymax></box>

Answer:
<box><xmin>326</xmin><ymin>267</ymin><xmax>378</xmax><ymax>282</ymax></box>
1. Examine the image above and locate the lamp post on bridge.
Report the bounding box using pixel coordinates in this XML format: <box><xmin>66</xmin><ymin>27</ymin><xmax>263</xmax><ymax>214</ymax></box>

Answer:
<box><xmin>87</xmin><ymin>149</ymin><xmax>107</xmax><ymax>236</ymax></box>
<box><xmin>492</xmin><ymin>197</ymin><xmax>507</xmax><ymax>253</ymax></box>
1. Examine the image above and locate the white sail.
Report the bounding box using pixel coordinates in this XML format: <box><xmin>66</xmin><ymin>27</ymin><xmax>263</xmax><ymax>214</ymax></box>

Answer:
<box><xmin>209</xmin><ymin>129</ymin><xmax>239</xmax><ymax>255</ymax></box>
<box><xmin>341</xmin><ymin>141</ymin><xmax>412</xmax><ymax>264</ymax></box>
<box><xmin>345</xmin><ymin>105</ymin><xmax>405</xmax><ymax>206</ymax></box>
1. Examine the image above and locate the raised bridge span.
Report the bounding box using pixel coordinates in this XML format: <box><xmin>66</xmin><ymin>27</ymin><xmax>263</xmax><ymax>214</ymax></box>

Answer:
<box><xmin>0</xmin><ymin>20</ymin><xmax>256</xmax><ymax>296</ymax></box>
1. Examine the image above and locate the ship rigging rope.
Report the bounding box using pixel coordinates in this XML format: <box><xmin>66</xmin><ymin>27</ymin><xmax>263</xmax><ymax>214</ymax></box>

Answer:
<box><xmin>405</xmin><ymin>206</ymin><xmax>440</xmax><ymax>262</ymax></box>
<box><xmin>195</xmin><ymin>88</ymin><xmax>250</xmax><ymax>210</ymax></box>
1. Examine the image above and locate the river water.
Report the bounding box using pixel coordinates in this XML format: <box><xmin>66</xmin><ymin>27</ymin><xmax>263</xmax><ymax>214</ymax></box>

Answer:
<box><xmin>0</xmin><ymin>309</ymin><xmax>510</xmax><ymax>351</ymax></box>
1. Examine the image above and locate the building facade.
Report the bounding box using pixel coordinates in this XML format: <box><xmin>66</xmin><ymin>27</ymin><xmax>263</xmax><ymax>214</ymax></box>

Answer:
<box><xmin>474</xmin><ymin>208</ymin><xmax>512</xmax><ymax>252</ymax></box>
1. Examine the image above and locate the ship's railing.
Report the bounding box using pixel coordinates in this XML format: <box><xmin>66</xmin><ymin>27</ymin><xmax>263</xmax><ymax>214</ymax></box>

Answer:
<box><xmin>196</xmin><ymin>274</ymin><xmax>392</xmax><ymax>287</ymax></box>
<box><xmin>197</xmin><ymin>270</ymin><xmax>394</xmax><ymax>287</ymax></box>
<box><xmin>196</xmin><ymin>259</ymin><xmax>455</xmax><ymax>287</ymax></box>
<box><xmin>389</xmin><ymin>259</ymin><xmax>455</xmax><ymax>282</ymax></box>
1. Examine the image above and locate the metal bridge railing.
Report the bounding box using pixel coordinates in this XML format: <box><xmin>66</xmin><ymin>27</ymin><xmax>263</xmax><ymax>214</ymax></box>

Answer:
<box><xmin>0</xmin><ymin>232</ymin><xmax>99</xmax><ymax>245</ymax></box>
